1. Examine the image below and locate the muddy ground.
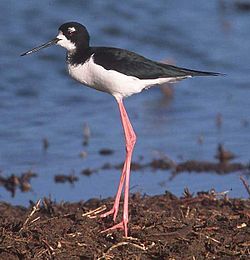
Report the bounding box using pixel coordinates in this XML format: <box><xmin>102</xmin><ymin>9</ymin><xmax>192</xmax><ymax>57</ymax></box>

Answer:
<box><xmin>0</xmin><ymin>190</ymin><xmax>249</xmax><ymax>259</ymax></box>
<box><xmin>0</xmin><ymin>144</ymin><xmax>250</xmax><ymax>259</ymax></box>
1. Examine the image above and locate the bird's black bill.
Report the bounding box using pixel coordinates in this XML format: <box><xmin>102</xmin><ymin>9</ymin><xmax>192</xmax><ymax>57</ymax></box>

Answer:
<box><xmin>20</xmin><ymin>38</ymin><xmax>59</xmax><ymax>56</ymax></box>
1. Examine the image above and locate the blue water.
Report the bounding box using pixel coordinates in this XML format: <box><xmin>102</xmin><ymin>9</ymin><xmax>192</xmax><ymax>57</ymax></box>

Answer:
<box><xmin>1</xmin><ymin>0</ymin><xmax>250</xmax><ymax>205</ymax></box>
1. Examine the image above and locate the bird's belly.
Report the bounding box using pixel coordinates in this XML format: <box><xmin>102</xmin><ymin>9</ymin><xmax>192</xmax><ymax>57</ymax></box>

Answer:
<box><xmin>68</xmin><ymin>58</ymin><xmax>146</xmax><ymax>100</ymax></box>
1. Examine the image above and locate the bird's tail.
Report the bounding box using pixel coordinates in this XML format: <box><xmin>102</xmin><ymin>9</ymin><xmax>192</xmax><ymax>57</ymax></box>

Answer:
<box><xmin>158</xmin><ymin>63</ymin><xmax>223</xmax><ymax>77</ymax></box>
<box><xmin>178</xmin><ymin>67</ymin><xmax>223</xmax><ymax>77</ymax></box>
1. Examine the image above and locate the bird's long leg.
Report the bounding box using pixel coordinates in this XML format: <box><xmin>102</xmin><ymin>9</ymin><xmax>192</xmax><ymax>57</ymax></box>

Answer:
<box><xmin>100</xmin><ymin>160</ymin><xmax>126</xmax><ymax>222</ymax></box>
<box><xmin>101</xmin><ymin>98</ymin><xmax>136</xmax><ymax>237</ymax></box>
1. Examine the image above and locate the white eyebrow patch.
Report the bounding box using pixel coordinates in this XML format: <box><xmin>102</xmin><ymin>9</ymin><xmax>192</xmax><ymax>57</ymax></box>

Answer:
<box><xmin>68</xmin><ymin>27</ymin><xmax>76</xmax><ymax>33</ymax></box>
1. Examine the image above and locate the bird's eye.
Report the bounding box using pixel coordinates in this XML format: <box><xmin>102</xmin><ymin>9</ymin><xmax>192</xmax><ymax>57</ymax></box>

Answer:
<box><xmin>68</xmin><ymin>27</ymin><xmax>76</xmax><ymax>36</ymax></box>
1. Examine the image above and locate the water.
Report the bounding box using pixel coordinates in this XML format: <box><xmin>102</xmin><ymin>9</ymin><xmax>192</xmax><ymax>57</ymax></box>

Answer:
<box><xmin>0</xmin><ymin>0</ymin><xmax>250</xmax><ymax>205</ymax></box>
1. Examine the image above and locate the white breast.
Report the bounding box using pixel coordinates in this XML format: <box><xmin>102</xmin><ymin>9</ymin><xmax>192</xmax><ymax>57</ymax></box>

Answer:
<box><xmin>68</xmin><ymin>55</ymin><xmax>183</xmax><ymax>100</ymax></box>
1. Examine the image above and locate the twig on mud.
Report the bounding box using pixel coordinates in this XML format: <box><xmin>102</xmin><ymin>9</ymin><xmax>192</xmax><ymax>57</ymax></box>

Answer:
<box><xmin>107</xmin><ymin>241</ymin><xmax>146</xmax><ymax>251</ymax></box>
<box><xmin>98</xmin><ymin>240</ymin><xmax>152</xmax><ymax>260</ymax></box>
<box><xmin>82</xmin><ymin>205</ymin><xmax>107</xmax><ymax>218</ymax></box>
<box><xmin>42</xmin><ymin>239</ymin><xmax>55</xmax><ymax>252</ymax></box>
<box><xmin>210</xmin><ymin>189</ymin><xmax>231</xmax><ymax>199</ymax></box>
<box><xmin>240</xmin><ymin>176</ymin><xmax>250</xmax><ymax>197</ymax></box>
<box><xmin>19</xmin><ymin>199</ymin><xmax>41</xmax><ymax>231</ymax></box>
<box><xmin>185</xmin><ymin>206</ymin><xmax>190</xmax><ymax>218</ymax></box>
<box><xmin>125</xmin><ymin>236</ymin><xmax>140</xmax><ymax>242</ymax></box>
<box><xmin>29</xmin><ymin>216</ymin><xmax>41</xmax><ymax>225</ymax></box>
<box><xmin>193</xmin><ymin>231</ymin><xmax>221</xmax><ymax>244</ymax></box>
<box><xmin>42</xmin><ymin>239</ymin><xmax>55</xmax><ymax>257</ymax></box>
<box><xmin>35</xmin><ymin>249</ymin><xmax>48</xmax><ymax>259</ymax></box>
<box><xmin>125</xmin><ymin>237</ymin><xmax>155</xmax><ymax>249</ymax></box>
<box><xmin>204</xmin><ymin>235</ymin><xmax>221</xmax><ymax>244</ymax></box>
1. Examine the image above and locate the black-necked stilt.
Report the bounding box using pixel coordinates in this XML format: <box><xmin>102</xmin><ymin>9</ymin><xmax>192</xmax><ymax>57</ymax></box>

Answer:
<box><xmin>21</xmin><ymin>22</ymin><xmax>221</xmax><ymax>237</ymax></box>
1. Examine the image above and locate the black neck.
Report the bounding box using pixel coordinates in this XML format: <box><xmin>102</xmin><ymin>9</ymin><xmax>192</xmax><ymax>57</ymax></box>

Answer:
<box><xmin>67</xmin><ymin>46</ymin><xmax>92</xmax><ymax>65</ymax></box>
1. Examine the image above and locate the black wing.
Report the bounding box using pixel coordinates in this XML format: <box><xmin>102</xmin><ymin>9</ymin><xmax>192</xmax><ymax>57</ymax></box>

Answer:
<box><xmin>91</xmin><ymin>47</ymin><xmax>220</xmax><ymax>79</ymax></box>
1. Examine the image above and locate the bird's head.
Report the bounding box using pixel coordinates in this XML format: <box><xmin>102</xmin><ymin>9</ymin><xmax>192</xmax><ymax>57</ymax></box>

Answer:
<box><xmin>21</xmin><ymin>22</ymin><xmax>90</xmax><ymax>56</ymax></box>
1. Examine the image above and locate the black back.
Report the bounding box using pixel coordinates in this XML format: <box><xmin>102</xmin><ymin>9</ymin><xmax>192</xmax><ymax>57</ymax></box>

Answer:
<box><xmin>70</xmin><ymin>46</ymin><xmax>220</xmax><ymax>79</ymax></box>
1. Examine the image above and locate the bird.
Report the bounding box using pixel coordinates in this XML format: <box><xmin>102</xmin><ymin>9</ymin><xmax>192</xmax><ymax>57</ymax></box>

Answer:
<box><xmin>21</xmin><ymin>22</ymin><xmax>221</xmax><ymax>237</ymax></box>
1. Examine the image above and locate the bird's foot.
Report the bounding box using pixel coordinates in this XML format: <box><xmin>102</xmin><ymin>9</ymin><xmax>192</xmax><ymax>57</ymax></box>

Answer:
<box><xmin>100</xmin><ymin>204</ymin><xmax>119</xmax><ymax>222</ymax></box>
<box><xmin>101</xmin><ymin>220</ymin><xmax>128</xmax><ymax>237</ymax></box>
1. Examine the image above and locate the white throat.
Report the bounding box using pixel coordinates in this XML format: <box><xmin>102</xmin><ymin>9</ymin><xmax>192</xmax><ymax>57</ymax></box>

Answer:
<box><xmin>56</xmin><ymin>31</ymin><xmax>76</xmax><ymax>52</ymax></box>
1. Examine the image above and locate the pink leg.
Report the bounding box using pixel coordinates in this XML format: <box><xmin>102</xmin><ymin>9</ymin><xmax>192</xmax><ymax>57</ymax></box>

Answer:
<box><xmin>101</xmin><ymin>99</ymin><xmax>136</xmax><ymax>237</ymax></box>
<box><xmin>100</xmin><ymin>160</ymin><xmax>127</xmax><ymax>222</ymax></box>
